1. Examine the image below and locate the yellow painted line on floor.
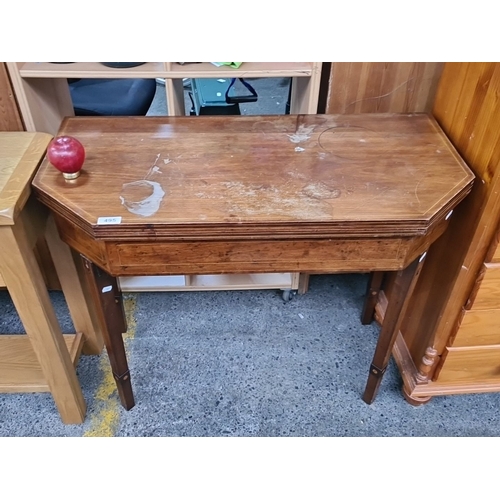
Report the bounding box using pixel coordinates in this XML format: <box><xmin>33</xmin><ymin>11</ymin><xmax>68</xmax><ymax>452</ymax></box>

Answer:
<box><xmin>84</xmin><ymin>294</ymin><xmax>137</xmax><ymax>437</ymax></box>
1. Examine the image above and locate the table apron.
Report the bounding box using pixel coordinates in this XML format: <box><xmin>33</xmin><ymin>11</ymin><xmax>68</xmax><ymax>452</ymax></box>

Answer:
<box><xmin>53</xmin><ymin>213</ymin><xmax>448</xmax><ymax>276</ymax></box>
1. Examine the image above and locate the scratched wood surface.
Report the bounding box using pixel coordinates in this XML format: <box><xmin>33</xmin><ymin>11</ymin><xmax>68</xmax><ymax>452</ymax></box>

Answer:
<box><xmin>325</xmin><ymin>63</ymin><xmax>444</xmax><ymax>114</ymax></box>
<box><xmin>32</xmin><ymin>115</ymin><xmax>473</xmax><ymax>241</ymax></box>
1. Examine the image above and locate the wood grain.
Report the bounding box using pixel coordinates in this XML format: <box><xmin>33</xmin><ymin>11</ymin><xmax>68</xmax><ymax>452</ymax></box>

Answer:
<box><xmin>451</xmin><ymin>309</ymin><xmax>500</xmax><ymax>347</ymax></box>
<box><xmin>436</xmin><ymin>346</ymin><xmax>500</xmax><ymax>383</ymax></box>
<box><xmin>465</xmin><ymin>263</ymin><xmax>500</xmax><ymax>309</ymax></box>
<box><xmin>31</xmin><ymin>113</ymin><xmax>476</xmax><ymax>408</ymax></box>
<box><xmin>0</xmin><ymin>132</ymin><xmax>52</xmax><ymax>224</ymax></box>
<box><xmin>32</xmin><ymin>114</ymin><xmax>474</xmax><ymax>242</ymax></box>
<box><xmin>391</xmin><ymin>63</ymin><xmax>500</xmax><ymax>362</ymax></box>
<box><xmin>429</xmin><ymin>63</ymin><xmax>500</xmax><ymax>352</ymax></box>
<box><xmin>0</xmin><ymin>333</ymin><xmax>83</xmax><ymax>392</ymax></box>
<box><xmin>325</xmin><ymin>63</ymin><xmax>444</xmax><ymax>114</ymax></box>
<box><xmin>0</xmin><ymin>63</ymin><xmax>24</xmax><ymax>131</ymax></box>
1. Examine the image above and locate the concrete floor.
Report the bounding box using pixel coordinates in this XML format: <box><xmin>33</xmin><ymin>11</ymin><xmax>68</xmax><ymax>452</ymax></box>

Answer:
<box><xmin>2</xmin><ymin>273</ymin><xmax>500</xmax><ymax>437</ymax></box>
<box><xmin>1</xmin><ymin>80</ymin><xmax>500</xmax><ymax>436</ymax></box>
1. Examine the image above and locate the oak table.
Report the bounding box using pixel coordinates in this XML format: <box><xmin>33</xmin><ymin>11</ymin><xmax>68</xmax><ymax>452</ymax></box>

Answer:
<box><xmin>32</xmin><ymin>114</ymin><xmax>475</xmax><ymax>410</ymax></box>
<box><xmin>0</xmin><ymin>132</ymin><xmax>103</xmax><ymax>424</ymax></box>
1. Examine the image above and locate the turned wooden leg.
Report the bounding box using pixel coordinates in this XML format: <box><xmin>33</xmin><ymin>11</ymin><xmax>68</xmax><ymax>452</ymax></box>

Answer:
<box><xmin>81</xmin><ymin>256</ymin><xmax>135</xmax><ymax>410</ymax></box>
<box><xmin>361</xmin><ymin>271</ymin><xmax>385</xmax><ymax>325</ymax></box>
<box><xmin>362</xmin><ymin>253</ymin><xmax>427</xmax><ymax>404</ymax></box>
<box><xmin>401</xmin><ymin>346</ymin><xmax>438</xmax><ymax>406</ymax></box>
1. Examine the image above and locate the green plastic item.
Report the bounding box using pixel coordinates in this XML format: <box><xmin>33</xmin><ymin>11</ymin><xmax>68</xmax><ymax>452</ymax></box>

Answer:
<box><xmin>212</xmin><ymin>62</ymin><xmax>243</xmax><ymax>69</ymax></box>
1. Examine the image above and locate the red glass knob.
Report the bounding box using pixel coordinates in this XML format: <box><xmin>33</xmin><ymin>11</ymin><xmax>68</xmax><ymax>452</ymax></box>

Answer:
<box><xmin>47</xmin><ymin>135</ymin><xmax>85</xmax><ymax>180</ymax></box>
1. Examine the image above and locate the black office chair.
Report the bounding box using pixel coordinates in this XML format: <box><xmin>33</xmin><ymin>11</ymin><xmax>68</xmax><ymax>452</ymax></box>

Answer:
<box><xmin>69</xmin><ymin>78</ymin><xmax>157</xmax><ymax>116</ymax></box>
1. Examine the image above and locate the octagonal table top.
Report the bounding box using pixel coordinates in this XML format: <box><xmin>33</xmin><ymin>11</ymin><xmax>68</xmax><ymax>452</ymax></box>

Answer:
<box><xmin>32</xmin><ymin>114</ymin><xmax>474</xmax><ymax>240</ymax></box>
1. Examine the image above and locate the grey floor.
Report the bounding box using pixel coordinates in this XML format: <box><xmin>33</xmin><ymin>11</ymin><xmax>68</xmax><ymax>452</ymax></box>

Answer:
<box><xmin>1</xmin><ymin>80</ymin><xmax>500</xmax><ymax>436</ymax></box>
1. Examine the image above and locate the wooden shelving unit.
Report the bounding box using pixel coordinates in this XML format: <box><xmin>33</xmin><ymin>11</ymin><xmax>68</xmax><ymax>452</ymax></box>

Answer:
<box><xmin>6</xmin><ymin>62</ymin><xmax>322</xmax><ymax>295</ymax></box>
<box><xmin>7</xmin><ymin>61</ymin><xmax>322</xmax><ymax>132</ymax></box>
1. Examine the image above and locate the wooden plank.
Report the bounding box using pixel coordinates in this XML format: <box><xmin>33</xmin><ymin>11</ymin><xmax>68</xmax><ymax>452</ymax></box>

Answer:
<box><xmin>446</xmin><ymin>63</ymin><xmax>491</xmax><ymax>153</ymax></box>
<box><xmin>466</xmin><ymin>65</ymin><xmax>500</xmax><ymax>177</ymax></box>
<box><xmin>432</xmin><ymin>62</ymin><xmax>470</xmax><ymax>133</ymax></box>
<box><xmin>491</xmin><ymin>237</ymin><xmax>500</xmax><ymax>262</ymax></box>
<box><xmin>467</xmin><ymin>263</ymin><xmax>500</xmax><ymax>309</ymax></box>
<box><xmin>325</xmin><ymin>63</ymin><xmax>443</xmax><ymax>114</ymax></box>
<box><xmin>289</xmin><ymin>63</ymin><xmax>322</xmax><ymax>114</ymax></box>
<box><xmin>452</xmin><ymin>308</ymin><xmax>500</xmax><ymax>347</ymax></box>
<box><xmin>437</xmin><ymin>345</ymin><xmax>500</xmax><ymax>383</ymax></box>
<box><xmin>107</xmin><ymin>238</ymin><xmax>408</xmax><ymax>276</ymax></box>
<box><xmin>0</xmin><ymin>333</ymin><xmax>83</xmax><ymax>392</ymax></box>
<box><xmin>0</xmin><ymin>132</ymin><xmax>52</xmax><ymax>225</ymax></box>
<box><xmin>0</xmin><ymin>63</ymin><xmax>24</xmax><ymax>131</ymax></box>
<box><xmin>119</xmin><ymin>273</ymin><xmax>297</xmax><ymax>292</ymax></box>
<box><xmin>165</xmin><ymin>78</ymin><xmax>185</xmax><ymax>116</ymax></box>
<box><xmin>6</xmin><ymin>63</ymin><xmax>74</xmax><ymax>134</ymax></box>
<box><xmin>434</xmin><ymin>63</ymin><xmax>500</xmax><ymax>181</ymax></box>
<box><xmin>19</xmin><ymin>62</ymin><xmax>315</xmax><ymax>79</ymax></box>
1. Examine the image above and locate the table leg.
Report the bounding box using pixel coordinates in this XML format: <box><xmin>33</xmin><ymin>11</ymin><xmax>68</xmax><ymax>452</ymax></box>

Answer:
<box><xmin>362</xmin><ymin>253</ymin><xmax>427</xmax><ymax>404</ymax></box>
<box><xmin>80</xmin><ymin>256</ymin><xmax>135</xmax><ymax>410</ymax></box>
<box><xmin>0</xmin><ymin>221</ymin><xmax>86</xmax><ymax>424</ymax></box>
<box><xmin>44</xmin><ymin>215</ymin><xmax>104</xmax><ymax>355</ymax></box>
<box><xmin>361</xmin><ymin>271</ymin><xmax>385</xmax><ymax>325</ymax></box>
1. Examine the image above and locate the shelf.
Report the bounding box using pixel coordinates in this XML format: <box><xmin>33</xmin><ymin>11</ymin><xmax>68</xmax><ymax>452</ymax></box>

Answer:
<box><xmin>119</xmin><ymin>275</ymin><xmax>186</xmax><ymax>291</ymax></box>
<box><xmin>189</xmin><ymin>273</ymin><xmax>297</xmax><ymax>290</ymax></box>
<box><xmin>0</xmin><ymin>332</ymin><xmax>83</xmax><ymax>392</ymax></box>
<box><xmin>19</xmin><ymin>62</ymin><xmax>168</xmax><ymax>78</ymax></box>
<box><xmin>19</xmin><ymin>62</ymin><xmax>315</xmax><ymax>79</ymax></box>
<box><xmin>119</xmin><ymin>273</ymin><xmax>298</xmax><ymax>292</ymax></box>
<box><xmin>164</xmin><ymin>62</ymin><xmax>315</xmax><ymax>78</ymax></box>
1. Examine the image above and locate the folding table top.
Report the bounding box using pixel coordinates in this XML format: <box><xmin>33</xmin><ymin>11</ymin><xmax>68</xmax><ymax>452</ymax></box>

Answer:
<box><xmin>32</xmin><ymin>114</ymin><xmax>474</xmax><ymax>240</ymax></box>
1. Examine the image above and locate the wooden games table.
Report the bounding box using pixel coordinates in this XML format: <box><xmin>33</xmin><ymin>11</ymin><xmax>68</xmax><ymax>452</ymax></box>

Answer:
<box><xmin>32</xmin><ymin>114</ymin><xmax>474</xmax><ymax>410</ymax></box>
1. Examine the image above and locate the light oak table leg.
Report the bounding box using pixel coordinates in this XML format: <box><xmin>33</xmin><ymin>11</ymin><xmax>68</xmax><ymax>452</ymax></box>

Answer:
<box><xmin>0</xmin><ymin>220</ymin><xmax>86</xmax><ymax>424</ymax></box>
<box><xmin>362</xmin><ymin>253</ymin><xmax>427</xmax><ymax>404</ymax></box>
<box><xmin>44</xmin><ymin>215</ymin><xmax>104</xmax><ymax>355</ymax></box>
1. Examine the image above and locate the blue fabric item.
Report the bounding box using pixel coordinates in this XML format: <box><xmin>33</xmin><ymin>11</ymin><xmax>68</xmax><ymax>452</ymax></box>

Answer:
<box><xmin>69</xmin><ymin>78</ymin><xmax>157</xmax><ymax>116</ymax></box>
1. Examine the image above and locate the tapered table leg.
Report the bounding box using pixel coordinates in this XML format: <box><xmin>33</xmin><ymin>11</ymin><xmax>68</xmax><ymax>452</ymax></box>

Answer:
<box><xmin>362</xmin><ymin>253</ymin><xmax>427</xmax><ymax>404</ymax></box>
<box><xmin>80</xmin><ymin>256</ymin><xmax>135</xmax><ymax>410</ymax></box>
